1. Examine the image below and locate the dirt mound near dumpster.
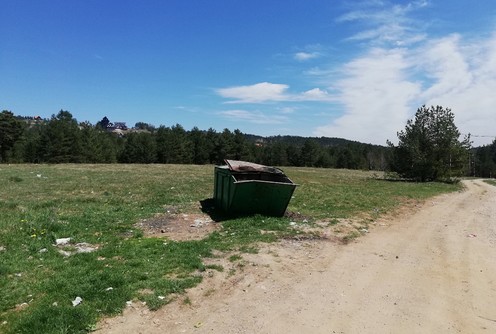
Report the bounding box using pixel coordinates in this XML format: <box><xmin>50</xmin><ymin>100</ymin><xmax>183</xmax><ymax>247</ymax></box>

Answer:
<box><xmin>135</xmin><ymin>211</ymin><xmax>221</xmax><ymax>241</ymax></box>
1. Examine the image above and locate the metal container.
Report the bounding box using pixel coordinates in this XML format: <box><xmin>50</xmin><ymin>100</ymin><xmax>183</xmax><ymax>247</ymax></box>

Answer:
<box><xmin>214</xmin><ymin>160</ymin><xmax>297</xmax><ymax>217</ymax></box>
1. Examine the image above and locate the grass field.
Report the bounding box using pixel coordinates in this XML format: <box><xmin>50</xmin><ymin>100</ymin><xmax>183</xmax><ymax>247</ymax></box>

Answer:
<box><xmin>0</xmin><ymin>164</ymin><xmax>461</xmax><ymax>333</ymax></box>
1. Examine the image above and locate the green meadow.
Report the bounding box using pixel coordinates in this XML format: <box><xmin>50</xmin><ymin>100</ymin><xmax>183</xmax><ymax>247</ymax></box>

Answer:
<box><xmin>0</xmin><ymin>164</ymin><xmax>461</xmax><ymax>333</ymax></box>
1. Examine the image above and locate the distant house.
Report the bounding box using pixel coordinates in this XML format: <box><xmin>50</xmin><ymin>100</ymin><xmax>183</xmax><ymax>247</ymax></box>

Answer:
<box><xmin>113</xmin><ymin>122</ymin><xmax>128</xmax><ymax>130</ymax></box>
<box><xmin>105</xmin><ymin>122</ymin><xmax>128</xmax><ymax>136</ymax></box>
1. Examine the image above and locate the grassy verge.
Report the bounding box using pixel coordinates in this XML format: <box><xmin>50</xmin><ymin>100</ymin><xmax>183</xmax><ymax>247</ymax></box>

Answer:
<box><xmin>0</xmin><ymin>164</ymin><xmax>461</xmax><ymax>333</ymax></box>
<box><xmin>483</xmin><ymin>179</ymin><xmax>496</xmax><ymax>187</ymax></box>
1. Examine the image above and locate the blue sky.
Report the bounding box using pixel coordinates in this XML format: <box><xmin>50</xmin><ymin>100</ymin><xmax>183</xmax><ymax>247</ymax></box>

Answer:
<box><xmin>1</xmin><ymin>0</ymin><xmax>496</xmax><ymax>146</ymax></box>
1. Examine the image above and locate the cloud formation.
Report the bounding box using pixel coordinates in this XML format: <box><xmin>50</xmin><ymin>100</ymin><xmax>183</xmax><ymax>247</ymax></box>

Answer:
<box><xmin>213</xmin><ymin>1</ymin><xmax>496</xmax><ymax>146</ymax></box>
<box><xmin>314</xmin><ymin>1</ymin><xmax>496</xmax><ymax>146</ymax></box>
<box><xmin>294</xmin><ymin>52</ymin><xmax>320</xmax><ymax>61</ymax></box>
<box><xmin>337</xmin><ymin>0</ymin><xmax>429</xmax><ymax>46</ymax></box>
<box><xmin>216</xmin><ymin>82</ymin><xmax>333</xmax><ymax>103</ymax></box>
<box><xmin>216</xmin><ymin>82</ymin><xmax>289</xmax><ymax>103</ymax></box>
<box><xmin>315</xmin><ymin>48</ymin><xmax>420</xmax><ymax>144</ymax></box>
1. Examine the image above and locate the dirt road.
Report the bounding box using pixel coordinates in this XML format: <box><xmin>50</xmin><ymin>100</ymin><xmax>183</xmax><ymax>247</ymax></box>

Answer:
<box><xmin>97</xmin><ymin>179</ymin><xmax>496</xmax><ymax>333</ymax></box>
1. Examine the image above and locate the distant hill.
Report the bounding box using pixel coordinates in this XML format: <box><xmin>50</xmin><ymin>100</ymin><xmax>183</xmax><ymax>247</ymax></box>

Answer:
<box><xmin>244</xmin><ymin>134</ymin><xmax>385</xmax><ymax>149</ymax></box>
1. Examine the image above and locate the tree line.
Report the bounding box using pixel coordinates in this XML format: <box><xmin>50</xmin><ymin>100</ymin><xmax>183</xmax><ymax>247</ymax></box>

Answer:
<box><xmin>0</xmin><ymin>109</ymin><xmax>387</xmax><ymax>169</ymax></box>
<box><xmin>1</xmin><ymin>107</ymin><xmax>495</xmax><ymax>180</ymax></box>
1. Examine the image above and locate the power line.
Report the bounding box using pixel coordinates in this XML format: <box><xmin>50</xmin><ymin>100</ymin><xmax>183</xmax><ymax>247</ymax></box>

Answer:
<box><xmin>461</xmin><ymin>133</ymin><xmax>496</xmax><ymax>138</ymax></box>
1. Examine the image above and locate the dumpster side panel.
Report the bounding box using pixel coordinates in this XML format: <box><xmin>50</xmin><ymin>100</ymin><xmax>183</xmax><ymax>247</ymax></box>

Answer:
<box><xmin>214</xmin><ymin>165</ymin><xmax>297</xmax><ymax>217</ymax></box>
<box><xmin>230</xmin><ymin>181</ymin><xmax>296</xmax><ymax>216</ymax></box>
<box><xmin>214</xmin><ymin>166</ymin><xmax>234</xmax><ymax>212</ymax></box>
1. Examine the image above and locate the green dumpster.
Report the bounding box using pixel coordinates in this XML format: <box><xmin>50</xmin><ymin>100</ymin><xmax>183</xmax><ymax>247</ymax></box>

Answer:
<box><xmin>214</xmin><ymin>160</ymin><xmax>298</xmax><ymax>217</ymax></box>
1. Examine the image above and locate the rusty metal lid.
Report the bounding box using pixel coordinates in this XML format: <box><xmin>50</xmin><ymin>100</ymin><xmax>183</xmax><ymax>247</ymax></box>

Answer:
<box><xmin>225</xmin><ymin>160</ymin><xmax>284</xmax><ymax>174</ymax></box>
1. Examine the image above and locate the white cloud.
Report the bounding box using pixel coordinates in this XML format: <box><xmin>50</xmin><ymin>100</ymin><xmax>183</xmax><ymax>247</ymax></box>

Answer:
<box><xmin>216</xmin><ymin>82</ymin><xmax>289</xmax><ymax>103</ymax></box>
<box><xmin>216</xmin><ymin>82</ymin><xmax>333</xmax><ymax>103</ymax></box>
<box><xmin>418</xmin><ymin>33</ymin><xmax>496</xmax><ymax>145</ymax></box>
<box><xmin>294</xmin><ymin>52</ymin><xmax>320</xmax><ymax>61</ymax></box>
<box><xmin>214</xmin><ymin>1</ymin><xmax>496</xmax><ymax>146</ymax></box>
<box><xmin>314</xmin><ymin>48</ymin><xmax>420</xmax><ymax>145</ymax></box>
<box><xmin>314</xmin><ymin>1</ymin><xmax>496</xmax><ymax>146</ymax></box>
<box><xmin>314</xmin><ymin>38</ymin><xmax>496</xmax><ymax>146</ymax></box>
<box><xmin>337</xmin><ymin>0</ymin><xmax>428</xmax><ymax>46</ymax></box>
<box><xmin>218</xmin><ymin>109</ymin><xmax>288</xmax><ymax>124</ymax></box>
<box><xmin>299</xmin><ymin>88</ymin><xmax>334</xmax><ymax>101</ymax></box>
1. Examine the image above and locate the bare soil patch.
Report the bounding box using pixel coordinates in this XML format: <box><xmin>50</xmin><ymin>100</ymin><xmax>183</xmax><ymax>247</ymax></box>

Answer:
<box><xmin>135</xmin><ymin>210</ymin><xmax>221</xmax><ymax>241</ymax></box>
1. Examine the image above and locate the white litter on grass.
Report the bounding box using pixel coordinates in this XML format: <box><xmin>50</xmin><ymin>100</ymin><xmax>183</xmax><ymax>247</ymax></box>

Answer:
<box><xmin>73</xmin><ymin>243</ymin><xmax>98</xmax><ymax>253</ymax></box>
<box><xmin>58</xmin><ymin>250</ymin><xmax>72</xmax><ymax>257</ymax></box>
<box><xmin>56</xmin><ymin>242</ymin><xmax>99</xmax><ymax>257</ymax></box>
<box><xmin>105</xmin><ymin>287</ymin><xmax>113</xmax><ymax>291</ymax></box>
<box><xmin>190</xmin><ymin>218</ymin><xmax>212</xmax><ymax>228</ymax></box>
<box><xmin>72</xmin><ymin>296</ymin><xmax>83</xmax><ymax>307</ymax></box>
<box><xmin>55</xmin><ymin>238</ymin><xmax>71</xmax><ymax>246</ymax></box>
<box><xmin>158</xmin><ymin>296</ymin><xmax>166</xmax><ymax>300</ymax></box>
<box><xmin>126</xmin><ymin>301</ymin><xmax>133</xmax><ymax>306</ymax></box>
<box><xmin>39</xmin><ymin>248</ymin><xmax>48</xmax><ymax>253</ymax></box>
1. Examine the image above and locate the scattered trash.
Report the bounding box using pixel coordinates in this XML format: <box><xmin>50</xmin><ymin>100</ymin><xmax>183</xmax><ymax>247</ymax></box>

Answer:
<box><xmin>52</xmin><ymin>302</ymin><xmax>58</xmax><ymax>307</ymax></box>
<box><xmin>105</xmin><ymin>287</ymin><xmax>113</xmax><ymax>291</ymax></box>
<box><xmin>16</xmin><ymin>303</ymin><xmax>28</xmax><ymax>310</ymax></box>
<box><xmin>36</xmin><ymin>174</ymin><xmax>42</xmax><ymax>178</ymax></box>
<box><xmin>194</xmin><ymin>322</ymin><xmax>203</xmax><ymax>328</ymax></box>
<box><xmin>2</xmin><ymin>321</ymin><xmax>7</xmax><ymax>325</ymax></box>
<box><xmin>289</xmin><ymin>222</ymin><xmax>297</xmax><ymax>226</ymax></box>
<box><xmin>0</xmin><ymin>246</ymin><xmax>5</xmax><ymax>252</ymax></box>
<box><xmin>467</xmin><ymin>234</ymin><xmax>477</xmax><ymax>238</ymax></box>
<box><xmin>73</xmin><ymin>243</ymin><xmax>98</xmax><ymax>253</ymax></box>
<box><xmin>360</xmin><ymin>228</ymin><xmax>369</xmax><ymax>233</ymax></box>
<box><xmin>15</xmin><ymin>273</ymin><xmax>22</xmax><ymax>277</ymax></box>
<box><xmin>56</xmin><ymin>242</ymin><xmax>99</xmax><ymax>257</ymax></box>
<box><xmin>72</xmin><ymin>296</ymin><xmax>83</xmax><ymax>307</ymax></box>
<box><xmin>58</xmin><ymin>250</ymin><xmax>72</xmax><ymax>257</ymax></box>
<box><xmin>190</xmin><ymin>219</ymin><xmax>209</xmax><ymax>228</ymax></box>
<box><xmin>39</xmin><ymin>248</ymin><xmax>48</xmax><ymax>253</ymax></box>
<box><xmin>55</xmin><ymin>238</ymin><xmax>71</xmax><ymax>246</ymax></box>
<box><xmin>158</xmin><ymin>296</ymin><xmax>166</xmax><ymax>300</ymax></box>
<box><xmin>126</xmin><ymin>301</ymin><xmax>133</xmax><ymax>306</ymax></box>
